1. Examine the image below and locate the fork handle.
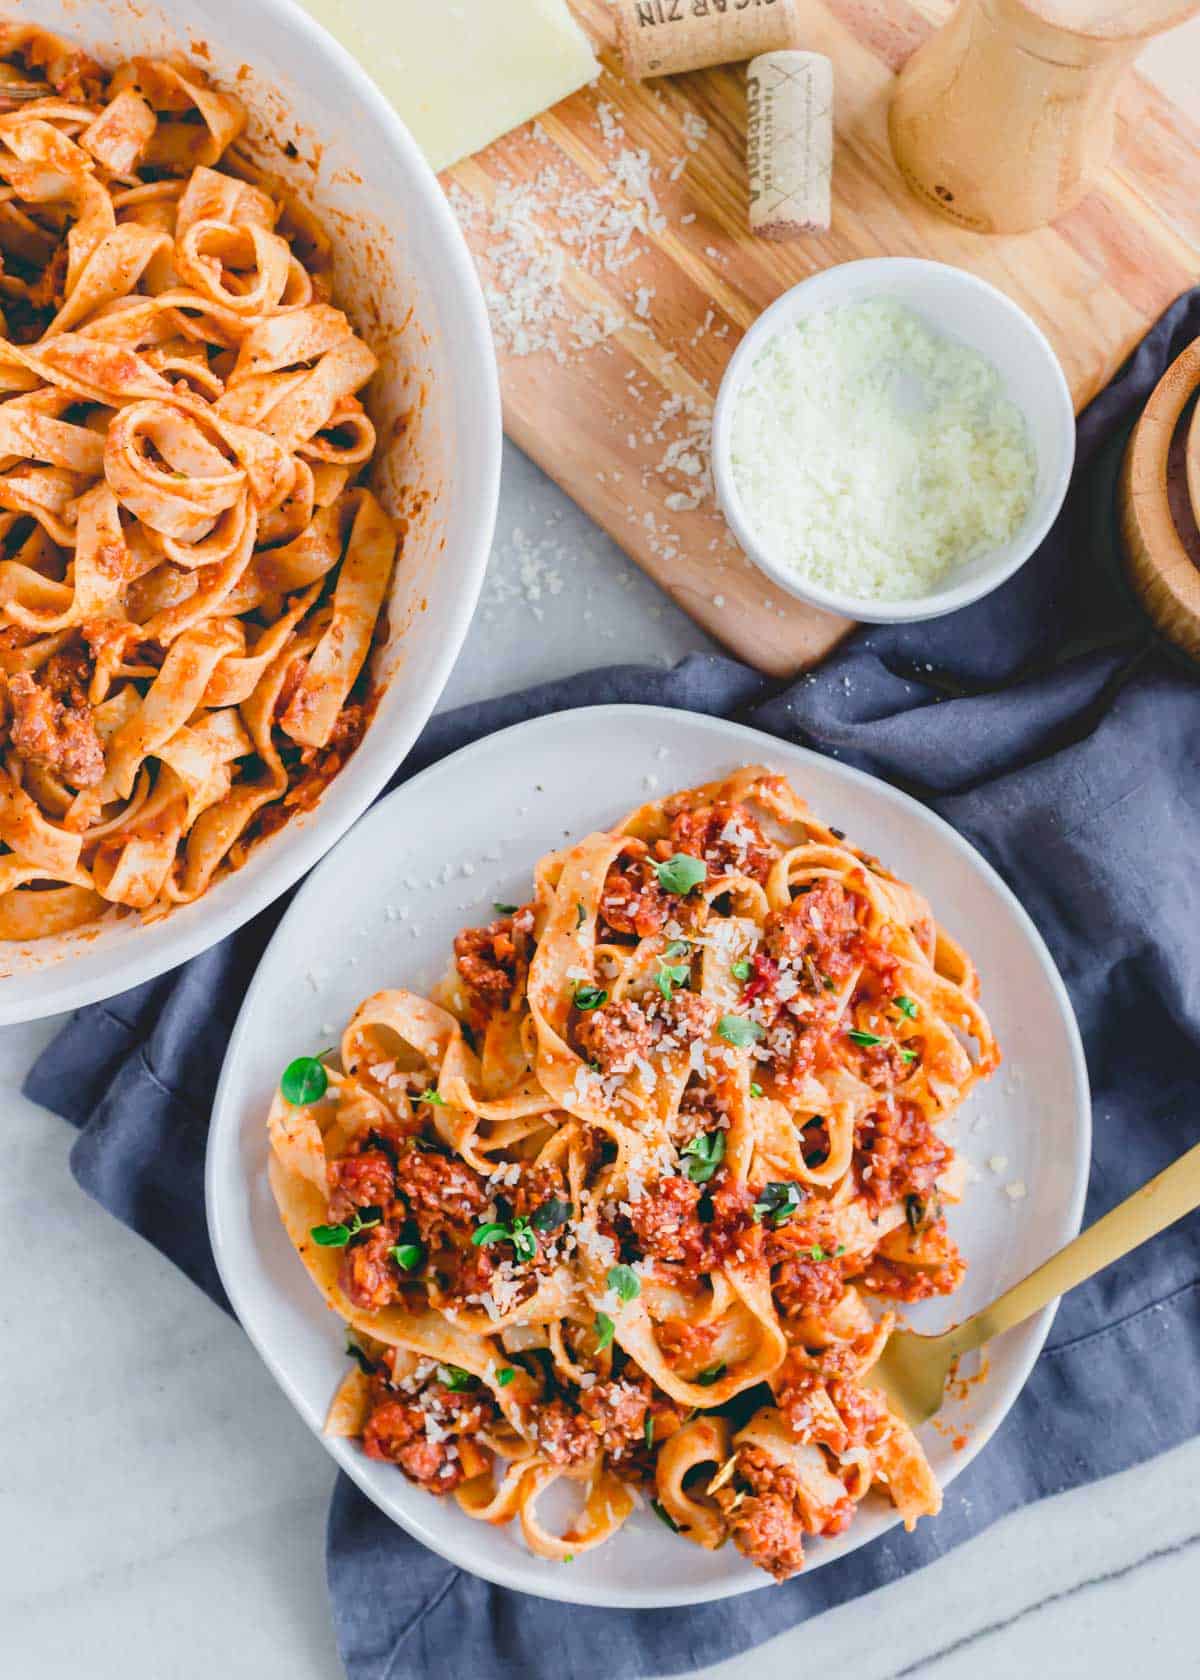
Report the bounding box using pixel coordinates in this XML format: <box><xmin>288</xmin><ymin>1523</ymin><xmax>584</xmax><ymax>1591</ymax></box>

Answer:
<box><xmin>941</xmin><ymin>1140</ymin><xmax>1200</xmax><ymax>1363</ymax></box>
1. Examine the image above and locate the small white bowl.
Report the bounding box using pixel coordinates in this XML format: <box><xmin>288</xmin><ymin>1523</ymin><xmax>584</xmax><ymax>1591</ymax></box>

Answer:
<box><xmin>711</xmin><ymin>258</ymin><xmax>1075</xmax><ymax>624</ymax></box>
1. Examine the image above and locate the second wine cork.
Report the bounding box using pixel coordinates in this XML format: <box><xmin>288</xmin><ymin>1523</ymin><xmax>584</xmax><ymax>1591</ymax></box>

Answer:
<box><xmin>747</xmin><ymin>50</ymin><xmax>834</xmax><ymax>238</ymax></box>
<box><xmin>615</xmin><ymin>0</ymin><xmax>801</xmax><ymax>82</ymax></box>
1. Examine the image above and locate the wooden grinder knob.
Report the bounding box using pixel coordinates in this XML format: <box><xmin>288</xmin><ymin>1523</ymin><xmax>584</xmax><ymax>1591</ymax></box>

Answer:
<box><xmin>889</xmin><ymin>0</ymin><xmax>1200</xmax><ymax>235</ymax></box>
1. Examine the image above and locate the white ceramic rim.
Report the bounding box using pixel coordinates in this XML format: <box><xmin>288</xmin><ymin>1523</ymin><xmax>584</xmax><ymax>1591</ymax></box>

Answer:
<box><xmin>207</xmin><ymin>703</ymin><xmax>1091</xmax><ymax>1608</ymax></box>
<box><xmin>711</xmin><ymin>257</ymin><xmax>1076</xmax><ymax>625</ymax></box>
<box><xmin>0</xmin><ymin>0</ymin><xmax>503</xmax><ymax>1026</ymax></box>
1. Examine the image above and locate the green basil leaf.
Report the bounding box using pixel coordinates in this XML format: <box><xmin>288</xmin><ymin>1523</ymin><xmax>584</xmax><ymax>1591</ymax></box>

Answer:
<box><xmin>655</xmin><ymin>853</ymin><xmax>707</xmax><ymax>895</ymax></box>
<box><xmin>681</xmin><ymin>1129</ymin><xmax>726</xmax><ymax>1184</ymax></box>
<box><xmin>651</xmin><ymin>1498</ymin><xmax>679</xmax><ymax>1532</ymax></box>
<box><xmin>493</xmin><ymin>902</ymin><xmax>518</xmax><ymax>914</ymax></box>
<box><xmin>345</xmin><ymin>1340</ymin><xmax>376</xmax><ymax>1374</ymax></box>
<box><xmin>594</xmin><ymin>1310</ymin><xmax>615</xmax><ymax>1352</ymax></box>
<box><xmin>695</xmin><ymin>1362</ymin><xmax>726</xmax><ymax>1387</ymax></box>
<box><xmin>847</xmin><ymin>1029</ymin><xmax>885</xmax><ymax>1048</ymax></box>
<box><xmin>576</xmin><ymin>900</ymin><xmax>586</xmax><ymax>929</ymax></box>
<box><xmin>497</xmin><ymin>1367</ymin><xmax>516</xmax><ymax>1387</ymax></box>
<box><xmin>573</xmin><ymin>984</ymin><xmax>608</xmax><ymax>1011</ymax></box>
<box><xmin>655</xmin><ymin>961</ymin><xmax>690</xmax><ymax>1002</ymax></box>
<box><xmin>438</xmin><ymin>1364</ymin><xmax>474</xmax><ymax>1392</ymax></box>
<box><xmin>606</xmin><ymin>1263</ymin><xmax>641</xmax><ymax>1302</ymax></box>
<box><xmin>472</xmin><ymin>1221</ymin><xmax>510</xmax><ymax>1247</ymax></box>
<box><xmin>749</xmin><ymin>1082</ymin><xmax>764</xmax><ymax>1099</ymax></box>
<box><xmin>310</xmin><ymin>1221</ymin><xmax>350</xmax><ymax>1246</ymax></box>
<box><xmin>511</xmin><ymin>1222</ymin><xmax>538</xmax><ymax>1262</ymax></box>
<box><xmin>390</xmin><ymin>1243</ymin><xmax>423</xmax><ymax>1270</ymax></box>
<box><xmin>644</xmin><ymin>1413</ymin><xmax>655</xmax><ymax>1451</ymax></box>
<box><xmin>808</xmin><ymin>1245</ymin><xmax>827</xmax><ymax>1261</ymax></box>
<box><xmin>664</xmin><ymin>939</ymin><xmax>691</xmax><ymax>959</ymax></box>
<box><xmin>419</xmin><ymin>1088</ymin><xmax>446</xmax><ymax>1106</ymax></box>
<box><xmin>282</xmin><ymin>1055</ymin><xmax>329</xmax><ymax>1106</ymax></box>
<box><xmin>731</xmin><ymin>959</ymin><xmax>753</xmax><ymax>981</ymax></box>
<box><xmin>752</xmin><ymin>1180</ymin><xmax>804</xmax><ymax>1227</ymax></box>
<box><xmin>893</xmin><ymin>995</ymin><xmax>919</xmax><ymax>1019</ymax></box>
<box><xmin>900</xmin><ymin>1047</ymin><xmax>918</xmax><ymax>1064</ymax></box>
<box><xmin>530</xmin><ymin>1196</ymin><xmax>572</xmax><ymax>1233</ymax></box>
<box><xmin>717</xmin><ymin>1013</ymin><xmax>764</xmax><ymax>1047</ymax></box>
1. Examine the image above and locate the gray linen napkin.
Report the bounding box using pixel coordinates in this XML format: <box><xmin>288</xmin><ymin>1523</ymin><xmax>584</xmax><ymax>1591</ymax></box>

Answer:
<box><xmin>26</xmin><ymin>292</ymin><xmax>1200</xmax><ymax>1679</ymax></box>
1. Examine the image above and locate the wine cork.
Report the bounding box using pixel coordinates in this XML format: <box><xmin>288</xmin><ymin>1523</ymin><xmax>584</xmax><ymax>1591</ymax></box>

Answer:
<box><xmin>615</xmin><ymin>0</ymin><xmax>801</xmax><ymax>82</ymax></box>
<box><xmin>747</xmin><ymin>50</ymin><xmax>833</xmax><ymax>238</ymax></box>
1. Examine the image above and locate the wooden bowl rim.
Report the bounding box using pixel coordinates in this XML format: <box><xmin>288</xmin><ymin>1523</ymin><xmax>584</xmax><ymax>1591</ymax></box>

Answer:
<box><xmin>1122</xmin><ymin>339</ymin><xmax>1200</xmax><ymax>627</ymax></box>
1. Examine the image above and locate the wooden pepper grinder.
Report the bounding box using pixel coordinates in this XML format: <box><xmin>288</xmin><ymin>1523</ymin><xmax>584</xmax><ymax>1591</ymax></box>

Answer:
<box><xmin>888</xmin><ymin>0</ymin><xmax>1200</xmax><ymax>234</ymax></box>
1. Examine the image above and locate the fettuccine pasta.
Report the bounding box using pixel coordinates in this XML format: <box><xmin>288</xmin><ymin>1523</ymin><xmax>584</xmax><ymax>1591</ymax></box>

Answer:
<box><xmin>0</xmin><ymin>27</ymin><xmax>398</xmax><ymax>936</ymax></box>
<box><xmin>268</xmin><ymin>767</ymin><xmax>999</xmax><ymax>1579</ymax></box>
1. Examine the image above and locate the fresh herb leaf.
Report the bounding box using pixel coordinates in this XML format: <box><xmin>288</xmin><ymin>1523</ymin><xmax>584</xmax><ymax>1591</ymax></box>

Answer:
<box><xmin>573</xmin><ymin>984</ymin><xmax>608</xmax><ymax>1011</ymax></box>
<box><xmin>345</xmin><ymin>1340</ymin><xmax>377</xmax><ymax>1374</ymax></box>
<box><xmin>493</xmin><ymin>901</ymin><xmax>518</xmax><ymax>915</ymax></box>
<box><xmin>847</xmin><ymin>1029</ymin><xmax>885</xmax><ymax>1048</ymax></box>
<box><xmin>905</xmin><ymin>1194</ymin><xmax>925</xmax><ymax>1232</ymax></box>
<box><xmin>665</xmin><ymin>939</ymin><xmax>691</xmax><ymax>959</ymax></box>
<box><xmin>899</xmin><ymin>1047</ymin><xmax>918</xmax><ymax>1065</ymax></box>
<box><xmin>281</xmin><ymin>1054</ymin><xmax>329</xmax><ymax>1106</ymax></box>
<box><xmin>472</xmin><ymin>1221</ymin><xmax>510</xmax><ymax>1247</ymax></box>
<box><xmin>752</xmin><ymin>1180</ymin><xmax>804</xmax><ymax>1227</ymax></box>
<box><xmin>655</xmin><ymin>853</ymin><xmax>707</xmax><ymax>895</ymax></box>
<box><xmin>834</xmin><ymin>1245</ymin><xmax>846</xmax><ymax>1257</ymax></box>
<box><xmin>655</xmin><ymin>960</ymin><xmax>690</xmax><ymax>1002</ymax></box>
<box><xmin>731</xmin><ymin>959</ymin><xmax>753</xmax><ymax>982</ymax></box>
<box><xmin>830</xmin><ymin>826</ymin><xmax>847</xmax><ymax>841</ymax></box>
<box><xmin>310</xmin><ymin>1222</ymin><xmax>351</xmax><ymax>1247</ymax></box>
<box><xmin>497</xmin><ymin>1367</ymin><xmax>516</xmax><ymax>1387</ymax></box>
<box><xmin>717</xmin><ymin>1013</ymin><xmax>765</xmax><ymax>1048</ymax></box>
<box><xmin>651</xmin><ymin>1498</ymin><xmax>679</xmax><ymax>1532</ymax></box>
<box><xmin>530</xmin><ymin>1196</ymin><xmax>572</xmax><ymax>1233</ymax></box>
<box><xmin>390</xmin><ymin>1242</ymin><xmax>423</xmax><ymax>1270</ymax></box>
<box><xmin>749</xmin><ymin>1082</ymin><xmax>764</xmax><ymax>1099</ymax></box>
<box><xmin>696</xmin><ymin>1362</ymin><xmax>726</xmax><ymax>1387</ymax></box>
<box><xmin>438</xmin><ymin>1364</ymin><xmax>474</xmax><ymax>1392</ymax></box>
<box><xmin>594</xmin><ymin>1310</ymin><xmax>615</xmax><ymax>1352</ymax></box>
<box><xmin>893</xmin><ymin>995</ymin><xmax>919</xmax><ymax>1019</ymax></box>
<box><xmin>808</xmin><ymin>1246</ymin><xmax>827</xmax><ymax>1262</ymax></box>
<box><xmin>680</xmin><ymin>1129</ymin><xmax>726</xmax><ymax>1184</ymax></box>
<box><xmin>510</xmin><ymin>1217</ymin><xmax>537</xmax><ymax>1262</ymax></box>
<box><xmin>607</xmin><ymin>1263</ymin><xmax>641</xmax><ymax>1302</ymax></box>
<box><xmin>644</xmin><ymin>1413</ymin><xmax>655</xmax><ymax>1451</ymax></box>
<box><xmin>419</xmin><ymin>1088</ymin><xmax>446</xmax><ymax>1105</ymax></box>
<box><xmin>309</xmin><ymin>1206</ymin><xmax>380</xmax><ymax>1247</ymax></box>
<box><xmin>575</xmin><ymin>900</ymin><xmax>586</xmax><ymax>929</ymax></box>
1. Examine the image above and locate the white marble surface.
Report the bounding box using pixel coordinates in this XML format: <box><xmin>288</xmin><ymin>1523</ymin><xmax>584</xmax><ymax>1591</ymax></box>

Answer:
<box><xmin>6</xmin><ymin>32</ymin><xmax>1200</xmax><ymax>1677</ymax></box>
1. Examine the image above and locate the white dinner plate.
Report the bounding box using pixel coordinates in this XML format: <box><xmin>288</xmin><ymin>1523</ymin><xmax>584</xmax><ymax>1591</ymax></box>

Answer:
<box><xmin>208</xmin><ymin>705</ymin><xmax>1090</xmax><ymax>1607</ymax></box>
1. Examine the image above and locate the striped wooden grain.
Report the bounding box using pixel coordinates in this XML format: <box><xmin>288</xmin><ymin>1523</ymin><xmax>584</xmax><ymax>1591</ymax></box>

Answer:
<box><xmin>445</xmin><ymin>0</ymin><xmax>1200</xmax><ymax>677</ymax></box>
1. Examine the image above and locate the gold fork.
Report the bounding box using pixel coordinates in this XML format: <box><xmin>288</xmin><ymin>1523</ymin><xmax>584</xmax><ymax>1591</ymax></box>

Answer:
<box><xmin>871</xmin><ymin>1140</ymin><xmax>1200</xmax><ymax>1427</ymax></box>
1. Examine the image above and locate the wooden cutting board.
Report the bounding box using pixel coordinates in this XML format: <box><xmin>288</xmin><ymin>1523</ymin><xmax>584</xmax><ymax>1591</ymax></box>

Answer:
<box><xmin>443</xmin><ymin>0</ymin><xmax>1200</xmax><ymax>677</ymax></box>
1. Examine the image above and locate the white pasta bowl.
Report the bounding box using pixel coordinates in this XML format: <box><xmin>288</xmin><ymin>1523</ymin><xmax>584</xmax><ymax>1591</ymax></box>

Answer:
<box><xmin>0</xmin><ymin>0</ymin><xmax>501</xmax><ymax>1023</ymax></box>
<box><xmin>711</xmin><ymin>257</ymin><xmax>1075</xmax><ymax>625</ymax></box>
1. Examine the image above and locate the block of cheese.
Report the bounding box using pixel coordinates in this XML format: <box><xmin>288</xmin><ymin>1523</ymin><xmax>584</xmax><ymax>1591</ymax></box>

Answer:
<box><xmin>298</xmin><ymin>0</ymin><xmax>599</xmax><ymax>172</ymax></box>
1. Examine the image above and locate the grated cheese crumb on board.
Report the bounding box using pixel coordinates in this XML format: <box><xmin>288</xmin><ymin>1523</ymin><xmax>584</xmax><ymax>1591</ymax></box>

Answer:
<box><xmin>446</xmin><ymin>82</ymin><xmax>724</xmax><ymax>536</ymax></box>
<box><xmin>729</xmin><ymin>299</ymin><xmax>1036</xmax><ymax>601</ymax></box>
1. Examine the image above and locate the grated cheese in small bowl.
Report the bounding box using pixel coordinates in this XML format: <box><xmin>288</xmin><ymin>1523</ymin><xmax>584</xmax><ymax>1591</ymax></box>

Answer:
<box><xmin>711</xmin><ymin>259</ymin><xmax>1075</xmax><ymax>624</ymax></box>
